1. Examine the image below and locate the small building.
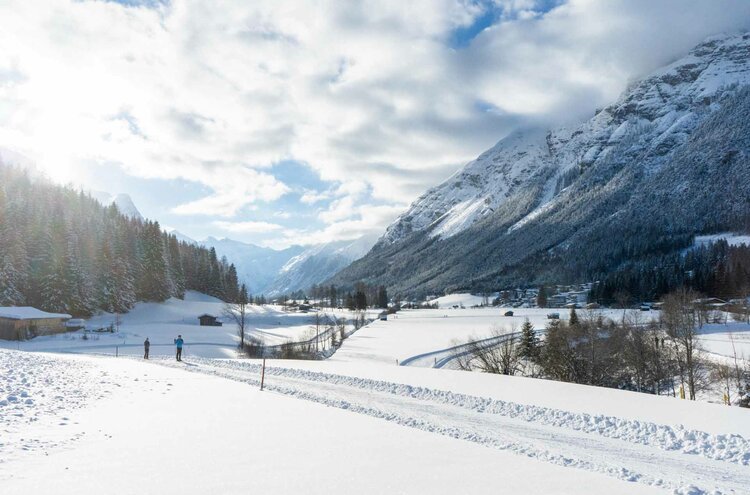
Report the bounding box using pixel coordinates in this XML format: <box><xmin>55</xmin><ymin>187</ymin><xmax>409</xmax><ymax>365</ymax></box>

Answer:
<box><xmin>198</xmin><ymin>314</ymin><xmax>222</xmax><ymax>327</ymax></box>
<box><xmin>0</xmin><ymin>307</ymin><xmax>72</xmax><ymax>341</ymax></box>
<box><xmin>298</xmin><ymin>304</ymin><xmax>312</xmax><ymax>313</ymax></box>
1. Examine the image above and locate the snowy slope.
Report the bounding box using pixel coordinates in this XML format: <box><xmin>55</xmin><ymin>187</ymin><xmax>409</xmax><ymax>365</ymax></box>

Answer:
<box><xmin>3</xmin><ymin>349</ymin><xmax>748</xmax><ymax>495</ymax></box>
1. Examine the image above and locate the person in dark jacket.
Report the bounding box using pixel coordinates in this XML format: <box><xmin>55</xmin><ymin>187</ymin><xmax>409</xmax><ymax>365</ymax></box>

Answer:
<box><xmin>144</xmin><ymin>337</ymin><xmax>150</xmax><ymax>359</ymax></box>
<box><xmin>174</xmin><ymin>335</ymin><xmax>184</xmax><ymax>361</ymax></box>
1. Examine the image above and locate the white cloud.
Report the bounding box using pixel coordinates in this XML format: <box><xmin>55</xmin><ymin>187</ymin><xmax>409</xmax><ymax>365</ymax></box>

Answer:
<box><xmin>263</xmin><ymin>204</ymin><xmax>404</xmax><ymax>248</ymax></box>
<box><xmin>213</xmin><ymin>220</ymin><xmax>285</xmax><ymax>233</ymax></box>
<box><xmin>0</xmin><ymin>0</ymin><xmax>748</xmax><ymax>247</ymax></box>
<box><xmin>299</xmin><ymin>189</ymin><xmax>331</xmax><ymax>205</ymax></box>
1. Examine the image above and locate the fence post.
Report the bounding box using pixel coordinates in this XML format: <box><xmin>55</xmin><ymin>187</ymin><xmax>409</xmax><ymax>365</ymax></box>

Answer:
<box><xmin>116</xmin><ymin>346</ymin><xmax>118</xmax><ymax>357</ymax></box>
<box><xmin>260</xmin><ymin>358</ymin><xmax>266</xmax><ymax>391</ymax></box>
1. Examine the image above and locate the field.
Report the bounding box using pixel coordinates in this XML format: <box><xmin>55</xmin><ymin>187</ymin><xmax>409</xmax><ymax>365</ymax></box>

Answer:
<box><xmin>2</xmin><ymin>293</ymin><xmax>750</xmax><ymax>495</ymax></box>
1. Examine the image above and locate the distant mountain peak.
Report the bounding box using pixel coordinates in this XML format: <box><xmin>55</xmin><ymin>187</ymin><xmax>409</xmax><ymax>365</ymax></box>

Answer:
<box><xmin>90</xmin><ymin>191</ymin><xmax>144</xmax><ymax>221</ymax></box>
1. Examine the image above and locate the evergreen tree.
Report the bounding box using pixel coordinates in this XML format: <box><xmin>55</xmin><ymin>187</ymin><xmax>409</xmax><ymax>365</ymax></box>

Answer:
<box><xmin>377</xmin><ymin>286</ymin><xmax>388</xmax><ymax>309</ymax></box>
<box><xmin>518</xmin><ymin>318</ymin><xmax>538</xmax><ymax>360</ymax></box>
<box><xmin>537</xmin><ymin>285</ymin><xmax>548</xmax><ymax>307</ymax></box>
<box><xmin>569</xmin><ymin>307</ymin><xmax>579</xmax><ymax>327</ymax></box>
<box><xmin>138</xmin><ymin>221</ymin><xmax>171</xmax><ymax>302</ymax></box>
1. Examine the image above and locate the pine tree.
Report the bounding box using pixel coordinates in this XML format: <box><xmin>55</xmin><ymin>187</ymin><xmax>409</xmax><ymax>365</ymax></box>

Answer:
<box><xmin>167</xmin><ymin>235</ymin><xmax>186</xmax><ymax>299</ymax></box>
<box><xmin>537</xmin><ymin>285</ymin><xmax>548</xmax><ymax>307</ymax></box>
<box><xmin>519</xmin><ymin>318</ymin><xmax>538</xmax><ymax>360</ymax></box>
<box><xmin>569</xmin><ymin>307</ymin><xmax>579</xmax><ymax>327</ymax></box>
<box><xmin>377</xmin><ymin>286</ymin><xmax>388</xmax><ymax>309</ymax></box>
<box><xmin>139</xmin><ymin>221</ymin><xmax>171</xmax><ymax>302</ymax></box>
<box><xmin>224</xmin><ymin>263</ymin><xmax>239</xmax><ymax>303</ymax></box>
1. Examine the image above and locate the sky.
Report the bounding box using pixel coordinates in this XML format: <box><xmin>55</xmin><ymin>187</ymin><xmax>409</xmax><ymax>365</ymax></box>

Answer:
<box><xmin>0</xmin><ymin>0</ymin><xmax>749</xmax><ymax>249</ymax></box>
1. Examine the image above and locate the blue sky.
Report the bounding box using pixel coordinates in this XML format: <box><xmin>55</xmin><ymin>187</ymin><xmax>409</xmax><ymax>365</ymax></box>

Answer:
<box><xmin>2</xmin><ymin>0</ymin><xmax>749</xmax><ymax>248</ymax></box>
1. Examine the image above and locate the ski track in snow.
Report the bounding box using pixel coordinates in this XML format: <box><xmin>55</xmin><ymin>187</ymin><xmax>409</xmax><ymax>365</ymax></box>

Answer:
<box><xmin>149</xmin><ymin>357</ymin><xmax>750</xmax><ymax>495</ymax></box>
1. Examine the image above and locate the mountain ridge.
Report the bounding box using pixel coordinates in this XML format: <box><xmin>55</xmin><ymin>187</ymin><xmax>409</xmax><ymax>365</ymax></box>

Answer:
<box><xmin>331</xmin><ymin>31</ymin><xmax>750</xmax><ymax>298</ymax></box>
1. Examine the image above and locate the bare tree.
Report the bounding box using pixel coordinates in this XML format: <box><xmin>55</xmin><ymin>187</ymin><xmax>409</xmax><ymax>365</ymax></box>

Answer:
<box><xmin>456</xmin><ymin>326</ymin><xmax>520</xmax><ymax>375</ymax></box>
<box><xmin>225</xmin><ymin>283</ymin><xmax>250</xmax><ymax>350</ymax></box>
<box><xmin>661</xmin><ymin>288</ymin><xmax>705</xmax><ymax>400</ymax></box>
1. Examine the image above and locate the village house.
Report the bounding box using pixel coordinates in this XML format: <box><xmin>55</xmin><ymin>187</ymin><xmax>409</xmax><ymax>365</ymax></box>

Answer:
<box><xmin>0</xmin><ymin>307</ymin><xmax>72</xmax><ymax>340</ymax></box>
<box><xmin>198</xmin><ymin>314</ymin><xmax>223</xmax><ymax>327</ymax></box>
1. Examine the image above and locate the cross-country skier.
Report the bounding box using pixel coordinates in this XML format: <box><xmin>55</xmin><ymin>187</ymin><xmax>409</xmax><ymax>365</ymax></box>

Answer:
<box><xmin>174</xmin><ymin>335</ymin><xmax>184</xmax><ymax>361</ymax></box>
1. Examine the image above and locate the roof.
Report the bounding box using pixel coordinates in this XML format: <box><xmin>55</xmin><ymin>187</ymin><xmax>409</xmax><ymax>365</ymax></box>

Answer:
<box><xmin>0</xmin><ymin>307</ymin><xmax>72</xmax><ymax>321</ymax></box>
<box><xmin>198</xmin><ymin>314</ymin><xmax>218</xmax><ymax>318</ymax></box>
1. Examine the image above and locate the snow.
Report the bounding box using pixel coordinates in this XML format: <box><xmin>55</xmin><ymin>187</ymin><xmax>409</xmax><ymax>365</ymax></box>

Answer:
<box><xmin>0</xmin><ymin>307</ymin><xmax>71</xmax><ymax>320</ymax></box>
<box><xmin>693</xmin><ymin>232</ymin><xmax>750</xmax><ymax>248</ymax></box>
<box><xmin>330</xmin><ymin>306</ymin><xmax>652</xmax><ymax>367</ymax></box>
<box><xmin>427</xmin><ymin>292</ymin><xmax>492</xmax><ymax>308</ymax></box>
<box><xmin>697</xmin><ymin>320</ymin><xmax>750</xmax><ymax>362</ymax></box>
<box><xmin>0</xmin><ymin>291</ymin><xmax>370</xmax><ymax>359</ymax></box>
<box><xmin>3</xmin><ymin>349</ymin><xmax>748</xmax><ymax>494</ymax></box>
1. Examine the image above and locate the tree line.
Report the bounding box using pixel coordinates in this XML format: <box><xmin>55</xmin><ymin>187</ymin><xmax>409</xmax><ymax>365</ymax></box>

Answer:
<box><xmin>457</xmin><ymin>288</ymin><xmax>750</xmax><ymax>406</ymax></box>
<box><xmin>0</xmin><ymin>165</ymin><xmax>241</xmax><ymax>317</ymax></box>
<box><xmin>590</xmin><ymin>239</ymin><xmax>750</xmax><ymax>304</ymax></box>
<box><xmin>285</xmin><ymin>282</ymin><xmax>389</xmax><ymax>311</ymax></box>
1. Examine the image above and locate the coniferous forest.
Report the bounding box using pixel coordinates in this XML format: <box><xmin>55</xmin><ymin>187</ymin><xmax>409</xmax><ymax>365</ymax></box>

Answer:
<box><xmin>0</xmin><ymin>165</ymin><xmax>241</xmax><ymax>316</ymax></box>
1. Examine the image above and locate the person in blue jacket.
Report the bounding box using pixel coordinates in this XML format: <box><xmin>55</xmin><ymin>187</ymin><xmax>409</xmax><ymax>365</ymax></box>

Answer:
<box><xmin>174</xmin><ymin>335</ymin><xmax>184</xmax><ymax>361</ymax></box>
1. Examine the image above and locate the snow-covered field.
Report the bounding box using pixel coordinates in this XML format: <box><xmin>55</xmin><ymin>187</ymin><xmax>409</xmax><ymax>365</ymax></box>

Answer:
<box><xmin>3</xmin><ymin>296</ymin><xmax>750</xmax><ymax>494</ymax></box>
<box><xmin>428</xmin><ymin>292</ymin><xmax>494</xmax><ymax>308</ymax></box>
<box><xmin>0</xmin><ymin>291</ymin><xmax>372</xmax><ymax>358</ymax></box>
<box><xmin>2</xmin><ymin>349</ymin><xmax>748</xmax><ymax>495</ymax></box>
<box><xmin>697</xmin><ymin>321</ymin><xmax>750</xmax><ymax>362</ymax></box>
<box><xmin>335</xmin><ymin>306</ymin><xmax>653</xmax><ymax>366</ymax></box>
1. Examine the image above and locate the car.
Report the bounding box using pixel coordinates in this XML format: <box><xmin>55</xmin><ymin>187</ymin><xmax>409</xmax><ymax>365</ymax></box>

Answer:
<box><xmin>547</xmin><ymin>312</ymin><xmax>560</xmax><ymax>320</ymax></box>
<box><xmin>504</xmin><ymin>310</ymin><xmax>514</xmax><ymax>317</ymax></box>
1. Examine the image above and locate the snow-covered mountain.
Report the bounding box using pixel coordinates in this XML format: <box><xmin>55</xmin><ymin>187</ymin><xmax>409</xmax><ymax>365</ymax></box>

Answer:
<box><xmin>333</xmin><ymin>32</ymin><xmax>750</xmax><ymax>296</ymax></box>
<box><xmin>89</xmin><ymin>191</ymin><xmax>144</xmax><ymax>221</ymax></box>
<box><xmin>201</xmin><ymin>235</ymin><xmax>377</xmax><ymax>296</ymax></box>
<box><xmin>199</xmin><ymin>237</ymin><xmax>304</xmax><ymax>295</ymax></box>
<box><xmin>264</xmin><ymin>234</ymin><xmax>379</xmax><ymax>296</ymax></box>
<box><xmin>382</xmin><ymin>32</ymin><xmax>750</xmax><ymax>246</ymax></box>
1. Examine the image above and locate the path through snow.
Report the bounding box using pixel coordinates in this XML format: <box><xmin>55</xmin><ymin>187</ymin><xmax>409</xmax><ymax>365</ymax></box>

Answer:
<box><xmin>151</xmin><ymin>357</ymin><xmax>750</xmax><ymax>495</ymax></box>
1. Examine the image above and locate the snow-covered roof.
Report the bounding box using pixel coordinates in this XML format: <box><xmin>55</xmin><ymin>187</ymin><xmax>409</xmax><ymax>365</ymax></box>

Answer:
<box><xmin>0</xmin><ymin>307</ymin><xmax>72</xmax><ymax>321</ymax></box>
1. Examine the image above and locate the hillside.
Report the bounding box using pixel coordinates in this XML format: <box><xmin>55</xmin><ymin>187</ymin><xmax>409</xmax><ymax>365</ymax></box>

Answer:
<box><xmin>332</xmin><ymin>32</ymin><xmax>750</xmax><ymax>298</ymax></box>
<box><xmin>0</xmin><ymin>165</ymin><xmax>241</xmax><ymax>316</ymax></box>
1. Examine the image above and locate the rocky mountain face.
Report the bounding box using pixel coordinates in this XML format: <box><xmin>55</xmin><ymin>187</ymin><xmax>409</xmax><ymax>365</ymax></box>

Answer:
<box><xmin>332</xmin><ymin>32</ymin><xmax>750</xmax><ymax>297</ymax></box>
